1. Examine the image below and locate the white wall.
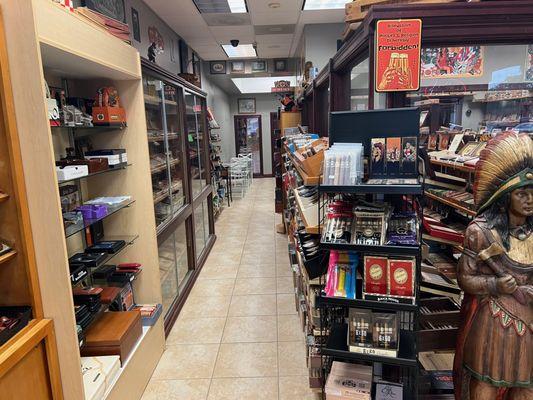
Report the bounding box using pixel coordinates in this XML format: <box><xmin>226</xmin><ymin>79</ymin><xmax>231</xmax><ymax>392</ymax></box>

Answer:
<box><xmin>303</xmin><ymin>23</ymin><xmax>344</xmax><ymax>72</ymax></box>
<box><xmin>229</xmin><ymin>93</ymin><xmax>281</xmax><ymax>175</ymax></box>
<box><xmin>202</xmin><ymin>75</ymin><xmax>233</xmax><ymax>164</ymax></box>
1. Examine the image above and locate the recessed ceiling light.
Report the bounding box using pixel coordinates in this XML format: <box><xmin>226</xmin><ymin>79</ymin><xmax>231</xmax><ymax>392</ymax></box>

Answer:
<box><xmin>228</xmin><ymin>0</ymin><xmax>247</xmax><ymax>13</ymax></box>
<box><xmin>302</xmin><ymin>0</ymin><xmax>346</xmax><ymax>10</ymax></box>
<box><xmin>268</xmin><ymin>2</ymin><xmax>281</xmax><ymax>8</ymax></box>
<box><xmin>222</xmin><ymin>44</ymin><xmax>257</xmax><ymax>58</ymax></box>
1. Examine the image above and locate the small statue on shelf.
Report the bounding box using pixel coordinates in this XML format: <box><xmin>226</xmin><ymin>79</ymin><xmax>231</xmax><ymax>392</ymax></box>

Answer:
<box><xmin>454</xmin><ymin>132</ymin><xmax>533</xmax><ymax>399</ymax></box>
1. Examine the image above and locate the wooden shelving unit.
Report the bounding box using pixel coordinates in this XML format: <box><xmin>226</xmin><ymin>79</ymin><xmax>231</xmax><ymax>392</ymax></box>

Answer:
<box><xmin>424</xmin><ymin>191</ymin><xmax>476</xmax><ymax>217</ymax></box>
<box><xmin>0</xmin><ymin>1</ymin><xmax>165</xmax><ymax>398</ymax></box>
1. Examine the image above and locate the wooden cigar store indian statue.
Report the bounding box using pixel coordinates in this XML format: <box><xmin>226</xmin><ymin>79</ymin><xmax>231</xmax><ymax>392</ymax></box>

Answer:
<box><xmin>454</xmin><ymin>132</ymin><xmax>533</xmax><ymax>400</ymax></box>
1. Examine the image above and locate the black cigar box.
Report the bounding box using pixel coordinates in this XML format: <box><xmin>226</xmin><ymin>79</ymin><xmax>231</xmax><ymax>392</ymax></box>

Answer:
<box><xmin>69</xmin><ymin>252</ymin><xmax>107</xmax><ymax>268</ymax></box>
<box><xmin>69</xmin><ymin>262</ymin><xmax>89</xmax><ymax>285</ymax></box>
<box><xmin>85</xmin><ymin>240</ymin><xmax>126</xmax><ymax>254</ymax></box>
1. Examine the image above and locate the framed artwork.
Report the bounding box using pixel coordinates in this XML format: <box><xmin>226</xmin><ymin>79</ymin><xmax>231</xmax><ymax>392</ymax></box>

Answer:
<box><xmin>238</xmin><ymin>98</ymin><xmax>256</xmax><ymax>114</ymax></box>
<box><xmin>274</xmin><ymin>59</ymin><xmax>288</xmax><ymax>72</ymax></box>
<box><xmin>231</xmin><ymin>61</ymin><xmax>245</xmax><ymax>73</ymax></box>
<box><xmin>83</xmin><ymin>0</ymin><xmax>126</xmax><ymax>22</ymax></box>
<box><xmin>131</xmin><ymin>8</ymin><xmax>140</xmax><ymax>42</ymax></box>
<box><xmin>251</xmin><ymin>60</ymin><xmax>267</xmax><ymax>72</ymax></box>
<box><xmin>210</xmin><ymin>61</ymin><xmax>227</xmax><ymax>74</ymax></box>
<box><xmin>526</xmin><ymin>44</ymin><xmax>533</xmax><ymax>82</ymax></box>
<box><xmin>421</xmin><ymin>46</ymin><xmax>483</xmax><ymax>78</ymax></box>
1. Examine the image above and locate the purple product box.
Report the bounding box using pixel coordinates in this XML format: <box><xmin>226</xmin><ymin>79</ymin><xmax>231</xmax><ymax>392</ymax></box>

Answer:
<box><xmin>78</xmin><ymin>204</ymin><xmax>108</xmax><ymax>220</ymax></box>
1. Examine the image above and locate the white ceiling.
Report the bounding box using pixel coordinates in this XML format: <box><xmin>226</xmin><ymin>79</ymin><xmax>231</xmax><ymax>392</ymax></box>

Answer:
<box><xmin>144</xmin><ymin>0</ymin><xmax>345</xmax><ymax>60</ymax></box>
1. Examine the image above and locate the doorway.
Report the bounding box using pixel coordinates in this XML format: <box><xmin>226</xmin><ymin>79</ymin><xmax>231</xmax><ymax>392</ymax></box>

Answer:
<box><xmin>234</xmin><ymin>115</ymin><xmax>263</xmax><ymax>177</ymax></box>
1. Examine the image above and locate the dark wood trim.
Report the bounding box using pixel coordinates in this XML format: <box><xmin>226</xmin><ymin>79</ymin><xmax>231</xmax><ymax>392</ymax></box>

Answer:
<box><xmin>192</xmin><ymin>184</ymin><xmax>213</xmax><ymax>208</ymax></box>
<box><xmin>329</xmin><ymin>59</ymin><xmax>351</xmax><ymax>112</ymax></box>
<box><xmin>314</xmin><ymin>81</ymin><xmax>329</xmax><ymax>137</ymax></box>
<box><xmin>141</xmin><ymin>57</ymin><xmax>207</xmax><ymax>98</ymax></box>
<box><xmin>163</xmin><ymin>233</ymin><xmax>216</xmax><ymax>336</ymax></box>
<box><xmin>262</xmin><ymin>173</ymin><xmax>274</xmax><ymax>178</ymax></box>
<box><xmin>368</xmin><ymin>26</ymin><xmax>375</xmax><ymax>110</ymax></box>
<box><xmin>157</xmin><ymin>204</ymin><xmax>193</xmax><ymax>245</ymax></box>
<box><xmin>234</xmin><ymin>114</ymin><xmax>264</xmax><ymax>177</ymax></box>
<box><xmin>315</xmin><ymin>66</ymin><xmax>330</xmax><ymax>89</ymax></box>
<box><xmin>270</xmin><ymin>111</ymin><xmax>279</xmax><ymax>177</ymax></box>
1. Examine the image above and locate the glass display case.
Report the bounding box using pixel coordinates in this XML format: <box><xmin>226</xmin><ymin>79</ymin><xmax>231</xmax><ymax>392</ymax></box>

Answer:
<box><xmin>142</xmin><ymin>60</ymin><xmax>215</xmax><ymax>333</ymax></box>
<box><xmin>143</xmin><ymin>74</ymin><xmax>186</xmax><ymax>231</ymax></box>
<box><xmin>185</xmin><ymin>91</ymin><xmax>208</xmax><ymax>197</ymax></box>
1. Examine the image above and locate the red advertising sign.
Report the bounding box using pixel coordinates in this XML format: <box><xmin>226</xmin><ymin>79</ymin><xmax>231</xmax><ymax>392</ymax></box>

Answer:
<box><xmin>375</xmin><ymin>19</ymin><xmax>422</xmax><ymax>92</ymax></box>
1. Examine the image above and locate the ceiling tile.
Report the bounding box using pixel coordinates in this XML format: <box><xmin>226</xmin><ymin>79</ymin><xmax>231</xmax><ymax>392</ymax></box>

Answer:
<box><xmin>254</xmin><ymin>24</ymin><xmax>295</xmax><ymax>35</ymax></box>
<box><xmin>203</xmin><ymin>13</ymin><xmax>252</xmax><ymax>26</ymax></box>
<box><xmin>255</xmin><ymin>34</ymin><xmax>293</xmax><ymax>45</ymax></box>
<box><xmin>300</xmin><ymin>9</ymin><xmax>345</xmax><ymax>24</ymax></box>
<box><xmin>209</xmin><ymin>25</ymin><xmax>255</xmax><ymax>43</ymax></box>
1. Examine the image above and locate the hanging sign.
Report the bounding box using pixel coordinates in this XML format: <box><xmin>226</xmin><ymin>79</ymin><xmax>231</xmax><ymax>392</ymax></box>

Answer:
<box><xmin>271</xmin><ymin>80</ymin><xmax>294</xmax><ymax>93</ymax></box>
<box><xmin>375</xmin><ymin>19</ymin><xmax>422</xmax><ymax>92</ymax></box>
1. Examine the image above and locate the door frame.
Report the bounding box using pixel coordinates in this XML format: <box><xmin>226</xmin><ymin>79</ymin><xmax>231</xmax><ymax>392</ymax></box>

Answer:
<box><xmin>234</xmin><ymin>114</ymin><xmax>264</xmax><ymax>177</ymax></box>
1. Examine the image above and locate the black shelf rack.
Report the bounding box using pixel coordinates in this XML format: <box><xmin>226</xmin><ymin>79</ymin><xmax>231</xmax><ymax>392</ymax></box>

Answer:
<box><xmin>318</xmin><ymin>107</ymin><xmax>422</xmax><ymax>400</ymax></box>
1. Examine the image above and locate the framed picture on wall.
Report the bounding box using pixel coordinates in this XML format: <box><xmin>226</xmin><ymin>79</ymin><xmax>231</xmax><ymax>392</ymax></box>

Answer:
<box><xmin>210</xmin><ymin>61</ymin><xmax>227</xmax><ymax>74</ymax></box>
<box><xmin>251</xmin><ymin>60</ymin><xmax>267</xmax><ymax>72</ymax></box>
<box><xmin>131</xmin><ymin>8</ymin><xmax>140</xmax><ymax>42</ymax></box>
<box><xmin>231</xmin><ymin>61</ymin><xmax>245</xmax><ymax>73</ymax></box>
<box><xmin>238</xmin><ymin>98</ymin><xmax>256</xmax><ymax>114</ymax></box>
<box><xmin>274</xmin><ymin>59</ymin><xmax>288</xmax><ymax>72</ymax></box>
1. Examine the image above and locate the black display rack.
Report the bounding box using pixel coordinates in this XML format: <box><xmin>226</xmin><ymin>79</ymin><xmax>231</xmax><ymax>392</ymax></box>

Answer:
<box><xmin>318</xmin><ymin>107</ymin><xmax>422</xmax><ymax>400</ymax></box>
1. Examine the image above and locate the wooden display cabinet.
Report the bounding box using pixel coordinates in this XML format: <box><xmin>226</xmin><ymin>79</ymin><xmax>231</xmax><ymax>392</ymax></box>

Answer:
<box><xmin>0</xmin><ymin>1</ymin><xmax>165</xmax><ymax>398</ymax></box>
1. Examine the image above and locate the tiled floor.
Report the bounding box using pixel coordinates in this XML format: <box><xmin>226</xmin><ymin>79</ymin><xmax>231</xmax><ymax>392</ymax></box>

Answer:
<box><xmin>142</xmin><ymin>178</ymin><xmax>321</xmax><ymax>400</ymax></box>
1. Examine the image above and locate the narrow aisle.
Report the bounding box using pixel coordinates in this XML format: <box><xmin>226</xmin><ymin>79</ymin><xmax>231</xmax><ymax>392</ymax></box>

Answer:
<box><xmin>142</xmin><ymin>178</ymin><xmax>320</xmax><ymax>400</ymax></box>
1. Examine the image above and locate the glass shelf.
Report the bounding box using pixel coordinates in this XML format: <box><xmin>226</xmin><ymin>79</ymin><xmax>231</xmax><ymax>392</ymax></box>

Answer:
<box><xmin>65</xmin><ymin>199</ymin><xmax>136</xmax><ymax>238</ymax></box>
<box><xmin>58</xmin><ymin>164</ymin><xmax>131</xmax><ymax>185</ymax></box>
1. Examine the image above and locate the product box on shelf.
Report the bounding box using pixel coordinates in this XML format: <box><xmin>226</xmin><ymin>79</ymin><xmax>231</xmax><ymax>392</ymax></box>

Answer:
<box><xmin>363</xmin><ymin>256</ymin><xmax>388</xmax><ymax>295</ymax></box>
<box><xmin>56</xmin><ymin>165</ymin><xmax>89</xmax><ymax>181</ymax></box>
<box><xmin>133</xmin><ymin>303</ymin><xmax>162</xmax><ymax>326</ymax></box>
<box><xmin>388</xmin><ymin>258</ymin><xmax>415</xmax><ymax>297</ymax></box>
<box><xmin>0</xmin><ymin>306</ymin><xmax>32</xmax><ymax>346</ymax></box>
<box><xmin>81</xmin><ymin>310</ymin><xmax>142</xmax><ymax>365</ymax></box>
<box><xmin>348</xmin><ymin>308</ymin><xmax>372</xmax><ymax>348</ymax></box>
<box><xmin>81</xmin><ymin>355</ymin><xmax>121</xmax><ymax>400</ymax></box>
<box><xmin>85</xmin><ymin>149</ymin><xmax>127</xmax><ymax>166</ymax></box>
<box><xmin>325</xmin><ymin>361</ymin><xmax>372</xmax><ymax>400</ymax></box>
<box><xmin>92</xmin><ymin>86</ymin><xmax>126</xmax><ymax>126</ymax></box>
<box><xmin>292</xmin><ymin>138</ymin><xmax>328</xmax><ymax>177</ymax></box>
<box><xmin>57</xmin><ymin>157</ymin><xmax>110</xmax><ymax>174</ymax></box>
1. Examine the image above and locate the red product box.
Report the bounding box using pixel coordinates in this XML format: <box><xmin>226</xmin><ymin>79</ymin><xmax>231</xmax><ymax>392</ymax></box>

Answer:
<box><xmin>388</xmin><ymin>259</ymin><xmax>415</xmax><ymax>297</ymax></box>
<box><xmin>364</xmin><ymin>256</ymin><xmax>388</xmax><ymax>294</ymax></box>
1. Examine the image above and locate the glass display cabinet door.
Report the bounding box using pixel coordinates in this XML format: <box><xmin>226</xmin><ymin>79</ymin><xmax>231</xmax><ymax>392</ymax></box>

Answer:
<box><xmin>185</xmin><ymin>92</ymin><xmax>208</xmax><ymax>197</ymax></box>
<box><xmin>235</xmin><ymin>115</ymin><xmax>262</xmax><ymax>175</ymax></box>
<box><xmin>163</xmin><ymin>84</ymin><xmax>185</xmax><ymax>213</ymax></box>
<box><xmin>144</xmin><ymin>75</ymin><xmax>173</xmax><ymax>229</ymax></box>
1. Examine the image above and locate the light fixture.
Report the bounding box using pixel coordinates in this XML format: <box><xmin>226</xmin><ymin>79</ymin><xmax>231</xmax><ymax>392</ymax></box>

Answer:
<box><xmin>268</xmin><ymin>2</ymin><xmax>281</xmax><ymax>8</ymax></box>
<box><xmin>222</xmin><ymin>43</ymin><xmax>257</xmax><ymax>58</ymax></box>
<box><xmin>302</xmin><ymin>0</ymin><xmax>346</xmax><ymax>10</ymax></box>
<box><xmin>228</xmin><ymin>0</ymin><xmax>247</xmax><ymax>13</ymax></box>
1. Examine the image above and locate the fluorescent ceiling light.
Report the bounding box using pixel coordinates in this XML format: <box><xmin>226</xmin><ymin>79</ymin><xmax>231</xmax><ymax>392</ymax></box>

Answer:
<box><xmin>303</xmin><ymin>0</ymin><xmax>346</xmax><ymax>10</ymax></box>
<box><xmin>231</xmin><ymin>76</ymin><xmax>297</xmax><ymax>94</ymax></box>
<box><xmin>222</xmin><ymin>44</ymin><xmax>257</xmax><ymax>58</ymax></box>
<box><xmin>228</xmin><ymin>0</ymin><xmax>247</xmax><ymax>13</ymax></box>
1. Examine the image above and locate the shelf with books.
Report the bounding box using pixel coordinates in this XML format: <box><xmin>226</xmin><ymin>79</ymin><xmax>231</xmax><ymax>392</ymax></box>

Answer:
<box><xmin>322</xmin><ymin>323</ymin><xmax>418</xmax><ymax>368</ymax></box>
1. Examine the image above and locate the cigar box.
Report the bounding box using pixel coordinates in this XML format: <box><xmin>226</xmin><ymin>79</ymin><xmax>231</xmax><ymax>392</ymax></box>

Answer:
<box><xmin>388</xmin><ymin>258</ymin><xmax>415</xmax><ymax>297</ymax></box>
<box><xmin>81</xmin><ymin>311</ymin><xmax>142</xmax><ymax>365</ymax></box>
<box><xmin>56</xmin><ymin>158</ymin><xmax>109</xmax><ymax>173</ymax></box>
<box><xmin>386</xmin><ymin>137</ymin><xmax>401</xmax><ymax>176</ymax></box>
<box><xmin>422</xmin><ymin>216</ymin><xmax>464</xmax><ymax>244</ymax></box>
<box><xmin>92</xmin><ymin>106</ymin><xmax>126</xmax><ymax>126</ymax></box>
<box><xmin>81</xmin><ymin>355</ymin><xmax>121</xmax><ymax>400</ymax></box>
<box><xmin>418</xmin><ymin>297</ymin><xmax>460</xmax><ymax>352</ymax></box>
<box><xmin>325</xmin><ymin>361</ymin><xmax>372</xmax><ymax>400</ymax></box>
<box><xmin>364</xmin><ymin>256</ymin><xmax>387</xmax><ymax>294</ymax></box>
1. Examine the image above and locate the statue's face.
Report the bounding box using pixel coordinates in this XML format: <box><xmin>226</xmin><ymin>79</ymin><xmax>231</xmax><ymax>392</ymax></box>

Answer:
<box><xmin>510</xmin><ymin>187</ymin><xmax>533</xmax><ymax>218</ymax></box>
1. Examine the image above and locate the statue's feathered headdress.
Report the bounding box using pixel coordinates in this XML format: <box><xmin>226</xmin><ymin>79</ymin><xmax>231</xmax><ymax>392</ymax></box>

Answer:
<box><xmin>474</xmin><ymin>132</ymin><xmax>533</xmax><ymax>214</ymax></box>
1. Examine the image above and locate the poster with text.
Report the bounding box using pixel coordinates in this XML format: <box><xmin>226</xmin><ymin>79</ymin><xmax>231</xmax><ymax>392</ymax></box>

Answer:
<box><xmin>375</xmin><ymin>19</ymin><xmax>422</xmax><ymax>92</ymax></box>
<box><xmin>421</xmin><ymin>46</ymin><xmax>483</xmax><ymax>78</ymax></box>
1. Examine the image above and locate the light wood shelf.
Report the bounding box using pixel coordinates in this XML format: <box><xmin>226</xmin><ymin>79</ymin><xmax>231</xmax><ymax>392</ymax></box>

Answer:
<box><xmin>0</xmin><ymin>250</ymin><xmax>17</xmax><ymax>265</ymax></box>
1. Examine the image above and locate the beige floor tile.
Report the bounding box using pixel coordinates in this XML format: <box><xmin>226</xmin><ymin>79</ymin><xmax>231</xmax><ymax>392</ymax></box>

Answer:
<box><xmin>276</xmin><ymin>277</ymin><xmax>295</xmax><ymax>294</ymax></box>
<box><xmin>141</xmin><ymin>379</ymin><xmax>210</xmax><ymax>400</ymax></box>
<box><xmin>278</xmin><ymin>342</ymin><xmax>308</xmax><ymax>376</ymax></box>
<box><xmin>276</xmin><ymin>264</ymin><xmax>293</xmax><ymax>277</ymax></box>
<box><xmin>279</xmin><ymin>376</ymin><xmax>320</xmax><ymax>400</ymax></box>
<box><xmin>213</xmin><ymin>342</ymin><xmax>278</xmax><ymax>378</ymax></box>
<box><xmin>278</xmin><ymin>315</ymin><xmax>303</xmax><ymax>342</ymax></box>
<box><xmin>199</xmin><ymin>264</ymin><xmax>239</xmax><ymax>280</ymax></box>
<box><xmin>207</xmin><ymin>378</ymin><xmax>278</xmax><ymax>400</ymax></box>
<box><xmin>233</xmin><ymin>278</ymin><xmax>276</xmax><ymax>295</ymax></box>
<box><xmin>206</xmin><ymin>251</ymin><xmax>242</xmax><ymax>265</ymax></box>
<box><xmin>190</xmin><ymin>279</ymin><xmax>235</xmax><ymax>297</ymax></box>
<box><xmin>228</xmin><ymin>294</ymin><xmax>277</xmax><ymax>316</ymax></box>
<box><xmin>277</xmin><ymin>294</ymin><xmax>297</xmax><ymax>315</ymax></box>
<box><xmin>152</xmin><ymin>344</ymin><xmax>219</xmax><ymax>379</ymax></box>
<box><xmin>237</xmin><ymin>264</ymin><xmax>277</xmax><ymax>278</ymax></box>
<box><xmin>222</xmin><ymin>316</ymin><xmax>277</xmax><ymax>343</ymax></box>
<box><xmin>179</xmin><ymin>296</ymin><xmax>231</xmax><ymax>319</ymax></box>
<box><xmin>167</xmin><ymin>317</ymin><xmax>226</xmax><ymax>345</ymax></box>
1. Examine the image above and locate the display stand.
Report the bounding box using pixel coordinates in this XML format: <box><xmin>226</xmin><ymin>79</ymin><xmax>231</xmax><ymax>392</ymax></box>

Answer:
<box><xmin>0</xmin><ymin>1</ymin><xmax>165</xmax><ymax>398</ymax></box>
<box><xmin>318</xmin><ymin>108</ymin><xmax>422</xmax><ymax>399</ymax></box>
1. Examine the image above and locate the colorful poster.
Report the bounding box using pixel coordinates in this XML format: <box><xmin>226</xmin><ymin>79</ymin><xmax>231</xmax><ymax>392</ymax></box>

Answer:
<box><xmin>375</xmin><ymin>19</ymin><xmax>422</xmax><ymax>92</ymax></box>
<box><xmin>421</xmin><ymin>46</ymin><xmax>483</xmax><ymax>78</ymax></box>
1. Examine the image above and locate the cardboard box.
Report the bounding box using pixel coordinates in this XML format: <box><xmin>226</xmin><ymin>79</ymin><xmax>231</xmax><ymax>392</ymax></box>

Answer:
<box><xmin>326</xmin><ymin>361</ymin><xmax>372</xmax><ymax>400</ymax></box>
